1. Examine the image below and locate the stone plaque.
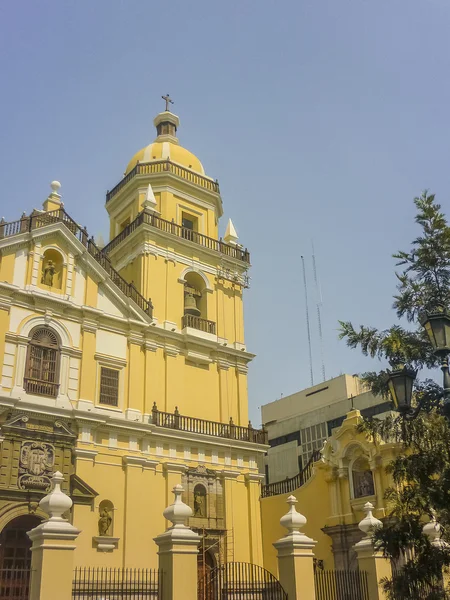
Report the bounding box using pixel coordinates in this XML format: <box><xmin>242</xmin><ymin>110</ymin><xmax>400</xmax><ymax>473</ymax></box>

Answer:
<box><xmin>18</xmin><ymin>441</ymin><xmax>55</xmax><ymax>491</ymax></box>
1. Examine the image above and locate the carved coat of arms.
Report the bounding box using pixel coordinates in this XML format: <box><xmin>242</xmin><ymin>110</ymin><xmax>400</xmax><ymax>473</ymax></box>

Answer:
<box><xmin>18</xmin><ymin>441</ymin><xmax>55</xmax><ymax>490</ymax></box>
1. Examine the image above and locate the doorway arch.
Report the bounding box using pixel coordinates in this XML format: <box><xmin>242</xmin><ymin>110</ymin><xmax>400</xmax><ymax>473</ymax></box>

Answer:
<box><xmin>0</xmin><ymin>514</ymin><xmax>42</xmax><ymax>599</ymax></box>
<box><xmin>197</xmin><ymin>549</ymin><xmax>215</xmax><ymax>600</ymax></box>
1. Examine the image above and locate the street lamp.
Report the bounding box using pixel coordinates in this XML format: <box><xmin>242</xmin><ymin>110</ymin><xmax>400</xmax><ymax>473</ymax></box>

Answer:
<box><xmin>387</xmin><ymin>366</ymin><xmax>417</xmax><ymax>417</ymax></box>
<box><xmin>419</xmin><ymin>309</ymin><xmax>450</xmax><ymax>410</ymax></box>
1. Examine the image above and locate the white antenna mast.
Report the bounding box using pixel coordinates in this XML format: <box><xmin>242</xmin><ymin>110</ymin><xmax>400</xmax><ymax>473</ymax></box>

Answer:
<box><xmin>301</xmin><ymin>255</ymin><xmax>314</xmax><ymax>387</ymax></box>
<box><xmin>312</xmin><ymin>241</ymin><xmax>326</xmax><ymax>382</ymax></box>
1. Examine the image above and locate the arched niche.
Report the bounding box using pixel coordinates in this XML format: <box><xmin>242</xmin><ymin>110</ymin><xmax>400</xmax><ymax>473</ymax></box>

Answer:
<box><xmin>351</xmin><ymin>455</ymin><xmax>375</xmax><ymax>499</ymax></box>
<box><xmin>40</xmin><ymin>248</ymin><xmax>64</xmax><ymax>290</ymax></box>
<box><xmin>98</xmin><ymin>499</ymin><xmax>114</xmax><ymax>536</ymax></box>
<box><xmin>193</xmin><ymin>484</ymin><xmax>207</xmax><ymax>518</ymax></box>
<box><xmin>184</xmin><ymin>272</ymin><xmax>208</xmax><ymax>319</ymax></box>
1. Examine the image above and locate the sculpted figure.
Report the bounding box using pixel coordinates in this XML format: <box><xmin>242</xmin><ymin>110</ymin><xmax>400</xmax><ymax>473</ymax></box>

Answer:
<box><xmin>98</xmin><ymin>507</ymin><xmax>112</xmax><ymax>536</ymax></box>
<box><xmin>194</xmin><ymin>489</ymin><xmax>206</xmax><ymax>517</ymax></box>
<box><xmin>41</xmin><ymin>260</ymin><xmax>56</xmax><ymax>286</ymax></box>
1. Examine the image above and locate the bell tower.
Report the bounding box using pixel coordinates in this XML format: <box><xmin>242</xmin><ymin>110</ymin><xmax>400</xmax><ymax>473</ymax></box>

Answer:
<box><xmin>102</xmin><ymin>102</ymin><xmax>252</xmax><ymax>425</ymax></box>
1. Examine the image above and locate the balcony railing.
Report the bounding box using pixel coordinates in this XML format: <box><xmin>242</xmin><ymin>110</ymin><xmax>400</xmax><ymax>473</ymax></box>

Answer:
<box><xmin>0</xmin><ymin>209</ymin><xmax>154</xmax><ymax>318</ymax></box>
<box><xmin>102</xmin><ymin>209</ymin><xmax>250</xmax><ymax>264</ymax></box>
<box><xmin>182</xmin><ymin>314</ymin><xmax>216</xmax><ymax>335</ymax></box>
<box><xmin>106</xmin><ymin>159</ymin><xmax>220</xmax><ymax>204</ymax></box>
<box><xmin>151</xmin><ymin>404</ymin><xmax>268</xmax><ymax>445</ymax></box>
<box><xmin>261</xmin><ymin>449</ymin><xmax>321</xmax><ymax>498</ymax></box>
<box><xmin>24</xmin><ymin>377</ymin><xmax>59</xmax><ymax>398</ymax></box>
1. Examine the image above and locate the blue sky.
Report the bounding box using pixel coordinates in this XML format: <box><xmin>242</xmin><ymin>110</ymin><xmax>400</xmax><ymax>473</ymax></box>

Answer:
<box><xmin>1</xmin><ymin>0</ymin><xmax>450</xmax><ymax>424</ymax></box>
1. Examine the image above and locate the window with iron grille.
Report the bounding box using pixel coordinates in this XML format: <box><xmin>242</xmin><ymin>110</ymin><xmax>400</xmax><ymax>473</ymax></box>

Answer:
<box><xmin>99</xmin><ymin>367</ymin><xmax>120</xmax><ymax>407</ymax></box>
<box><xmin>24</xmin><ymin>327</ymin><xmax>60</xmax><ymax>398</ymax></box>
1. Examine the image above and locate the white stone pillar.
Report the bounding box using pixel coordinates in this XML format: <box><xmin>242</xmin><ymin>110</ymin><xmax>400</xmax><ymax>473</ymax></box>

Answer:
<box><xmin>27</xmin><ymin>471</ymin><xmax>80</xmax><ymax>600</ymax></box>
<box><xmin>273</xmin><ymin>495</ymin><xmax>317</xmax><ymax>600</ymax></box>
<box><xmin>154</xmin><ymin>484</ymin><xmax>201</xmax><ymax>600</ymax></box>
<box><xmin>353</xmin><ymin>502</ymin><xmax>391</xmax><ymax>600</ymax></box>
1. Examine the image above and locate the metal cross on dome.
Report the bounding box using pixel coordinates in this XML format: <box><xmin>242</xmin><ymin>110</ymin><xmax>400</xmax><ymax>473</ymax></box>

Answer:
<box><xmin>162</xmin><ymin>94</ymin><xmax>174</xmax><ymax>111</ymax></box>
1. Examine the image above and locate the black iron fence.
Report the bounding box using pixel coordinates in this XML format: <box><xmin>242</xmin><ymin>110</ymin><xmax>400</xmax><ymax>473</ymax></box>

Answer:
<box><xmin>261</xmin><ymin>449</ymin><xmax>321</xmax><ymax>497</ymax></box>
<box><xmin>102</xmin><ymin>207</ymin><xmax>250</xmax><ymax>264</ymax></box>
<box><xmin>72</xmin><ymin>567</ymin><xmax>161</xmax><ymax>599</ymax></box>
<box><xmin>203</xmin><ymin>562</ymin><xmax>287</xmax><ymax>600</ymax></box>
<box><xmin>151</xmin><ymin>404</ymin><xmax>268</xmax><ymax>444</ymax></box>
<box><xmin>0</xmin><ymin>568</ymin><xmax>31</xmax><ymax>600</ymax></box>
<box><xmin>391</xmin><ymin>569</ymin><xmax>449</xmax><ymax>599</ymax></box>
<box><xmin>314</xmin><ymin>569</ymin><xmax>369</xmax><ymax>600</ymax></box>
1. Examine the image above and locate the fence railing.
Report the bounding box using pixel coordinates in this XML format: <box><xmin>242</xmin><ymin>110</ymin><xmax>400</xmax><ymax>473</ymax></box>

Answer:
<box><xmin>0</xmin><ymin>209</ymin><xmax>153</xmax><ymax>318</ymax></box>
<box><xmin>72</xmin><ymin>567</ymin><xmax>161</xmax><ymax>599</ymax></box>
<box><xmin>151</xmin><ymin>404</ymin><xmax>268</xmax><ymax>444</ymax></box>
<box><xmin>261</xmin><ymin>449</ymin><xmax>322</xmax><ymax>498</ymax></box>
<box><xmin>0</xmin><ymin>567</ymin><xmax>31</xmax><ymax>600</ymax></box>
<box><xmin>102</xmin><ymin>209</ymin><xmax>250</xmax><ymax>264</ymax></box>
<box><xmin>204</xmin><ymin>562</ymin><xmax>288</xmax><ymax>600</ymax></box>
<box><xmin>24</xmin><ymin>377</ymin><xmax>59</xmax><ymax>398</ymax></box>
<box><xmin>391</xmin><ymin>569</ymin><xmax>449</xmax><ymax>599</ymax></box>
<box><xmin>314</xmin><ymin>569</ymin><xmax>369</xmax><ymax>600</ymax></box>
<box><xmin>106</xmin><ymin>159</ymin><xmax>220</xmax><ymax>203</ymax></box>
<box><xmin>182</xmin><ymin>313</ymin><xmax>216</xmax><ymax>334</ymax></box>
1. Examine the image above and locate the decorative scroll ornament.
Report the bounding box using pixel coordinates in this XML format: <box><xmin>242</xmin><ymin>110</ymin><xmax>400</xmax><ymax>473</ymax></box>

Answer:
<box><xmin>18</xmin><ymin>441</ymin><xmax>55</xmax><ymax>491</ymax></box>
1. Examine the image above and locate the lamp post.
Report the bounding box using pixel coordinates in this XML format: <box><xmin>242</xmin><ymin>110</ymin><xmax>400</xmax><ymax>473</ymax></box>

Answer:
<box><xmin>387</xmin><ymin>365</ymin><xmax>418</xmax><ymax>419</ymax></box>
<box><xmin>419</xmin><ymin>309</ymin><xmax>450</xmax><ymax>412</ymax></box>
<box><xmin>387</xmin><ymin>308</ymin><xmax>450</xmax><ymax>420</ymax></box>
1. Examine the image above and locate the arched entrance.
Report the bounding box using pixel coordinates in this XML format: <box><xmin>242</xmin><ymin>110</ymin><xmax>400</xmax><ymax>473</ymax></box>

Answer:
<box><xmin>197</xmin><ymin>549</ymin><xmax>215</xmax><ymax>600</ymax></box>
<box><xmin>0</xmin><ymin>514</ymin><xmax>41</xmax><ymax>599</ymax></box>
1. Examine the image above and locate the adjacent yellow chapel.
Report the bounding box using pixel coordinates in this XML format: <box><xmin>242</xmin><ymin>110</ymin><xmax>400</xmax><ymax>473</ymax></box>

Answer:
<box><xmin>0</xmin><ymin>101</ymin><xmax>267</xmax><ymax>574</ymax></box>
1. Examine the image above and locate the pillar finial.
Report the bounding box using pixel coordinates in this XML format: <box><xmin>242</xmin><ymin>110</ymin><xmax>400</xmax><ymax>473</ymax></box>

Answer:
<box><xmin>163</xmin><ymin>484</ymin><xmax>192</xmax><ymax>529</ymax></box>
<box><xmin>39</xmin><ymin>471</ymin><xmax>73</xmax><ymax>521</ymax></box>
<box><xmin>358</xmin><ymin>502</ymin><xmax>382</xmax><ymax>539</ymax></box>
<box><xmin>50</xmin><ymin>180</ymin><xmax>61</xmax><ymax>197</ymax></box>
<box><xmin>279</xmin><ymin>495</ymin><xmax>308</xmax><ymax>537</ymax></box>
<box><xmin>423</xmin><ymin>513</ymin><xmax>449</xmax><ymax>549</ymax></box>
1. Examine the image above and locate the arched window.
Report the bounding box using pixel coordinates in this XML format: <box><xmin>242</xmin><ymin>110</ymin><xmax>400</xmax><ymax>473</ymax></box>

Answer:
<box><xmin>193</xmin><ymin>484</ymin><xmax>207</xmax><ymax>518</ymax></box>
<box><xmin>24</xmin><ymin>327</ymin><xmax>60</xmax><ymax>398</ymax></box>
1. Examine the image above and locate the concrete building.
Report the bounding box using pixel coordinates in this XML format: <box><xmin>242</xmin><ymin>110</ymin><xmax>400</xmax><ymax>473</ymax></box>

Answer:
<box><xmin>261</xmin><ymin>374</ymin><xmax>391</xmax><ymax>484</ymax></box>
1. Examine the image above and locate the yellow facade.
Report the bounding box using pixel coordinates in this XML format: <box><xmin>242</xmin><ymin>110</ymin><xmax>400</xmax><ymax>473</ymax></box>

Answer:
<box><xmin>260</xmin><ymin>409</ymin><xmax>400</xmax><ymax>575</ymax></box>
<box><xmin>0</xmin><ymin>104</ymin><xmax>402</xmax><ymax>600</ymax></box>
<box><xmin>0</xmin><ymin>107</ymin><xmax>264</xmax><ymax>576</ymax></box>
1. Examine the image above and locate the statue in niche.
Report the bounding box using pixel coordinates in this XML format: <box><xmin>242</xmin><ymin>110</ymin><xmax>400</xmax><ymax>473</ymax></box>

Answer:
<box><xmin>354</xmin><ymin>469</ymin><xmax>375</xmax><ymax>498</ymax></box>
<box><xmin>194</xmin><ymin>485</ymin><xmax>207</xmax><ymax>517</ymax></box>
<box><xmin>98</xmin><ymin>506</ymin><xmax>113</xmax><ymax>536</ymax></box>
<box><xmin>41</xmin><ymin>260</ymin><xmax>56</xmax><ymax>286</ymax></box>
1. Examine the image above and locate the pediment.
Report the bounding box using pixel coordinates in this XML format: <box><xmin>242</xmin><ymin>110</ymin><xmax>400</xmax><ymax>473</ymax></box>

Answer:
<box><xmin>70</xmin><ymin>474</ymin><xmax>98</xmax><ymax>504</ymax></box>
<box><xmin>0</xmin><ymin>217</ymin><xmax>151</xmax><ymax>324</ymax></box>
<box><xmin>0</xmin><ymin>412</ymin><xmax>77</xmax><ymax>440</ymax></box>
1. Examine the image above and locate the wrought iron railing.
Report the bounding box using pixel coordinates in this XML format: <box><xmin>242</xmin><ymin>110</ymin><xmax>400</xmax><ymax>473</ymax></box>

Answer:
<box><xmin>0</xmin><ymin>209</ymin><xmax>153</xmax><ymax>318</ymax></box>
<box><xmin>203</xmin><ymin>562</ymin><xmax>288</xmax><ymax>600</ymax></box>
<box><xmin>24</xmin><ymin>377</ymin><xmax>59</xmax><ymax>398</ymax></box>
<box><xmin>102</xmin><ymin>209</ymin><xmax>250</xmax><ymax>264</ymax></box>
<box><xmin>106</xmin><ymin>159</ymin><xmax>220</xmax><ymax>203</ymax></box>
<box><xmin>261</xmin><ymin>449</ymin><xmax>322</xmax><ymax>498</ymax></box>
<box><xmin>182</xmin><ymin>314</ymin><xmax>216</xmax><ymax>334</ymax></box>
<box><xmin>314</xmin><ymin>569</ymin><xmax>369</xmax><ymax>600</ymax></box>
<box><xmin>73</xmin><ymin>567</ymin><xmax>161</xmax><ymax>599</ymax></box>
<box><xmin>151</xmin><ymin>404</ymin><xmax>268</xmax><ymax>444</ymax></box>
<box><xmin>0</xmin><ymin>567</ymin><xmax>31</xmax><ymax>600</ymax></box>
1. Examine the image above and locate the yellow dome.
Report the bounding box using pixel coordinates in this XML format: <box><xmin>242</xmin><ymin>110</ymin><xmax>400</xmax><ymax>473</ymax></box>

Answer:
<box><xmin>125</xmin><ymin>141</ymin><xmax>205</xmax><ymax>176</ymax></box>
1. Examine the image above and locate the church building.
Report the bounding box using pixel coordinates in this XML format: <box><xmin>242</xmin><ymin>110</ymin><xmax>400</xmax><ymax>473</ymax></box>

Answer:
<box><xmin>0</xmin><ymin>100</ymin><xmax>267</xmax><ymax>577</ymax></box>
